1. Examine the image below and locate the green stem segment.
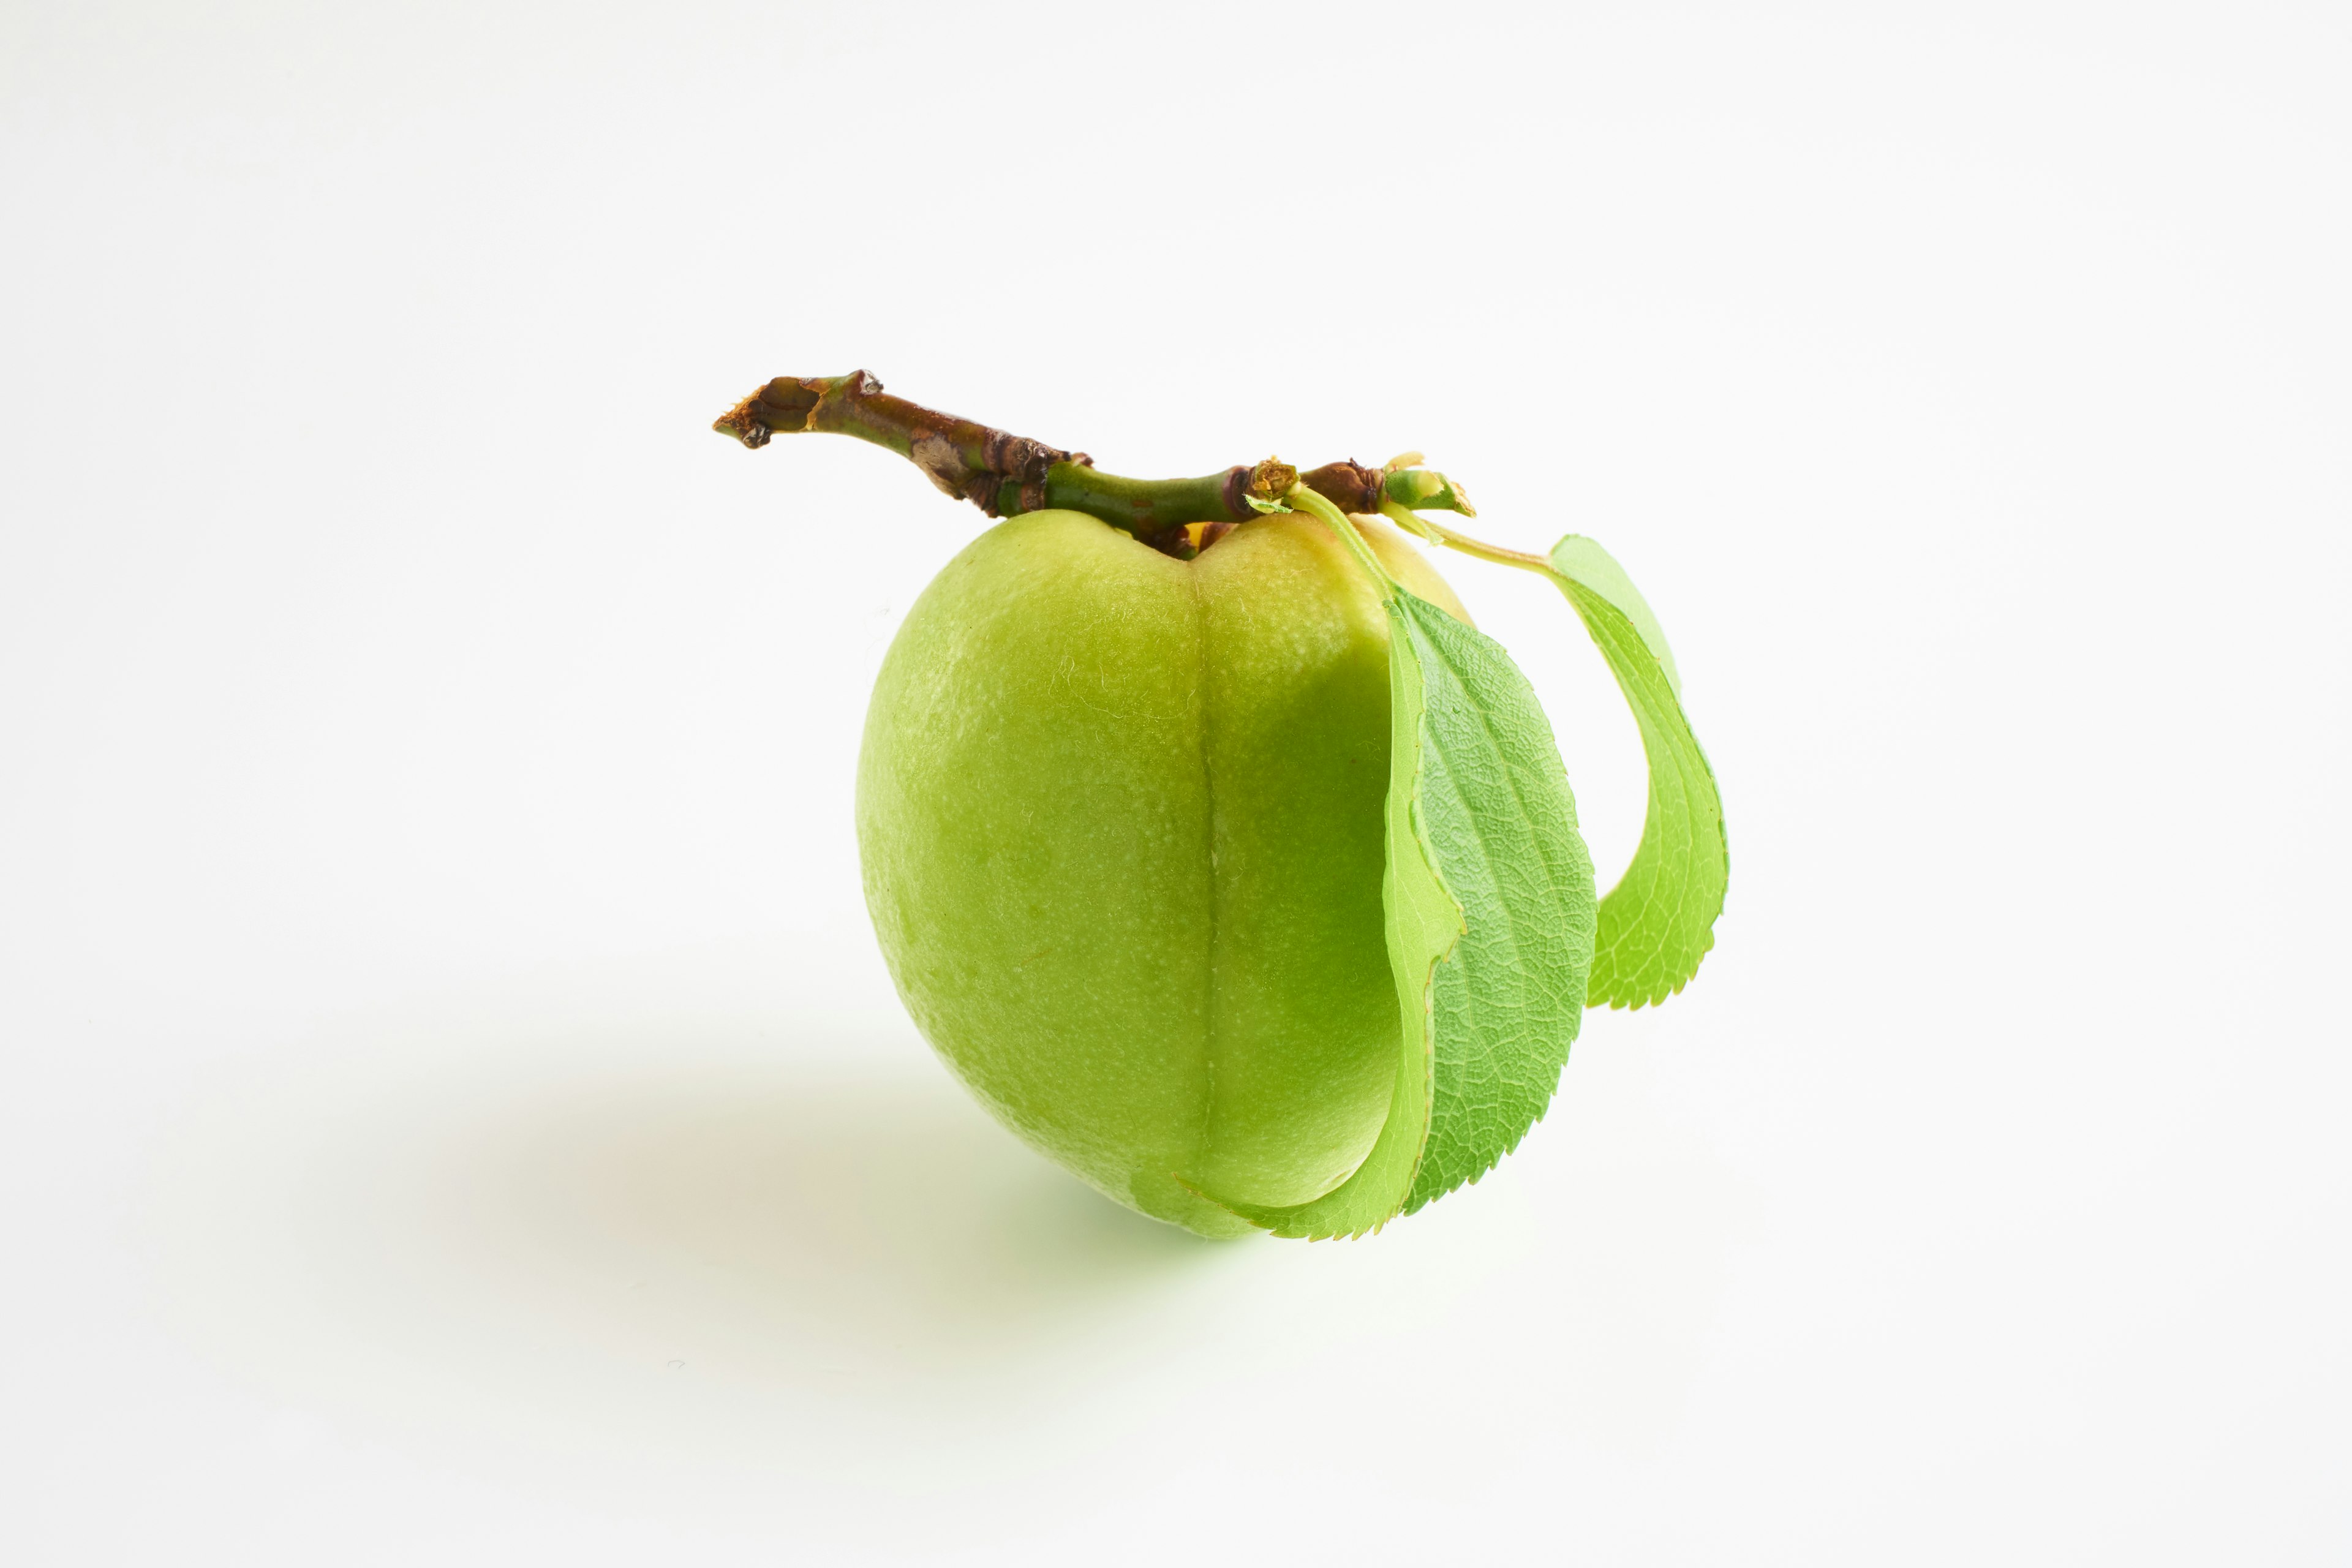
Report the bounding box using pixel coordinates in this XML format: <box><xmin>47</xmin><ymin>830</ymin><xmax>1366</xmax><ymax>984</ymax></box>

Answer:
<box><xmin>714</xmin><ymin>371</ymin><xmax>1474</xmax><ymax>558</ymax></box>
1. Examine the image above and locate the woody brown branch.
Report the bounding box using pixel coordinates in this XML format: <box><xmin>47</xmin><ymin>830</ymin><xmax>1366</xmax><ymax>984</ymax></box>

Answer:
<box><xmin>714</xmin><ymin>373</ymin><xmax>1405</xmax><ymax>552</ymax></box>
<box><xmin>715</xmin><ymin>371</ymin><xmax>1087</xmax><ymax>517</ymax></box>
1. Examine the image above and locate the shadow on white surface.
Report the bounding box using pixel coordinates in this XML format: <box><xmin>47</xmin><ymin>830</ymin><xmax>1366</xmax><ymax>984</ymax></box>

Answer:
<box><xmin>150</xmin><ymin>1009</ymin><xmax>1240</xmax><ymax>1455</ymax></box>
<box><xmin>445</xmin><ymin>1058</ymin><xmax>1223</xmax><ymax>1359</ymax></box>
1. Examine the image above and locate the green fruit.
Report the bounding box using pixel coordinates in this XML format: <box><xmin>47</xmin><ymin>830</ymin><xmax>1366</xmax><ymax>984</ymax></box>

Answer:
<box><xmin>858</xmin><ymin>508</ymin><xmax>1471</xmax><ymax>1238</ymax></box>
<box><xmin>722</xmin><ymin>373</ymin><xmax>1725</xmax><ymax>1239</ymax></box>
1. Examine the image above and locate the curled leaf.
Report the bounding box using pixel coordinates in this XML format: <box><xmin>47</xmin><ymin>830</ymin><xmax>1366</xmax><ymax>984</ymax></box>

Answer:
<box><xmin>1541</xmin><ymin>538</ymin><xmax>1727</xmax><ymax>1008</ymax></box>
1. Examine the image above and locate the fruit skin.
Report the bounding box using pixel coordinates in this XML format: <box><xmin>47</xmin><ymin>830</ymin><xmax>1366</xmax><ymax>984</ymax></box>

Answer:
<box><xmin>857</xmin><ymin>509</ymin><xmax>1469</xmax><ymax>1238</ymax></box>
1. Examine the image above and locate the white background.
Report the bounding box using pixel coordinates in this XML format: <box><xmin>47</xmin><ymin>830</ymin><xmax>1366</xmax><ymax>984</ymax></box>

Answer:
<box><xmin>4</xmin><ymin>2</ymin><xmax>2346</xmax><ymax>1562</ymax></box>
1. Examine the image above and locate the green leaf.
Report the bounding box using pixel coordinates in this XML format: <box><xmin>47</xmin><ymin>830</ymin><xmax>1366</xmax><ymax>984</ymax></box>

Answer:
<box><xmin>1218</xmin><ymin>587</ymin><xmax>1597</xmax><ymax>1237</ymax></box>
<box><xmin>1542</xmin><ymin>537</ymin><xmax>1728</xmax><ymax>1009</ymax></box>
<box><xmin>1394</xmin><ymin>592</ymin><xmax>1597</xmax><ymax>1213</ymax></box>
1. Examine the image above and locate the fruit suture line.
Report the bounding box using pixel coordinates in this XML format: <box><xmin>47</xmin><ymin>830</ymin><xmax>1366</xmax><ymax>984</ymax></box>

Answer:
<box><xmin>713</xmin><ymin>371</ymin><xmax>1477</xmax><ymax>560</ymax></box>
<box><xmin>717</xmin><ymin>372</ymin><xmax>1728</xmax><ymax>1239</ymax></box>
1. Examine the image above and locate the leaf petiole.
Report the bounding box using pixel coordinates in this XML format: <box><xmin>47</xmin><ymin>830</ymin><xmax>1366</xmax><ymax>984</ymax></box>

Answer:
<box><xmin>1379</xmin><ymin>500</ymin><xmax>1550</xmax><ymax>574</ymax></box>
<box><xmin>1286</xmin><ymin>484</ymin><xmax>1399</xmax><ymax>601</ymax></box>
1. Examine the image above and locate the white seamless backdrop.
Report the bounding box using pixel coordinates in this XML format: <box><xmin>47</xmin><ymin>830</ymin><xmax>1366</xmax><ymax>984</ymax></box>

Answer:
<box><xmin>2</xmin><ymin>3</ymin><xmax>2346</xmax><ymax>1564</ymax></box>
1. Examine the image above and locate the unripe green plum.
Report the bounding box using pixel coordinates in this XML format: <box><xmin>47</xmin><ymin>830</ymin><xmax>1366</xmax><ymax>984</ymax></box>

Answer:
<box><xmin>858</xmin><ymin>508</ymin><xmax>1469</xmax><ymax>1237</ymax></box>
